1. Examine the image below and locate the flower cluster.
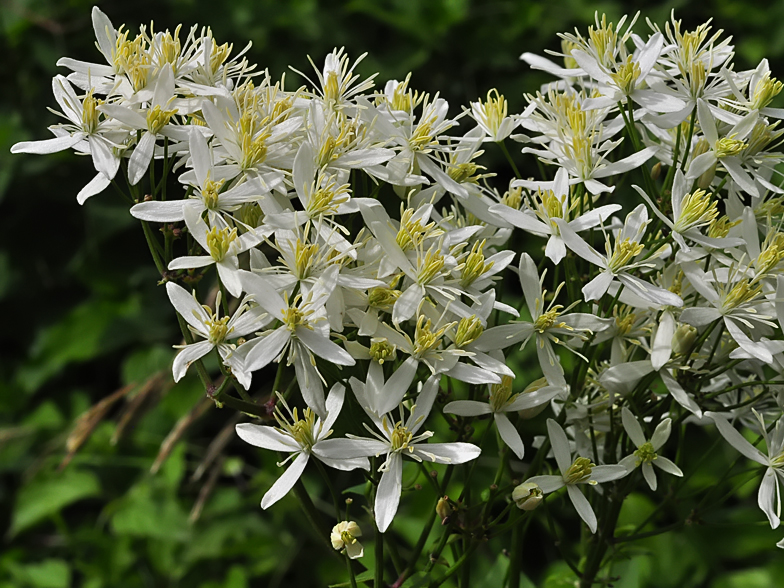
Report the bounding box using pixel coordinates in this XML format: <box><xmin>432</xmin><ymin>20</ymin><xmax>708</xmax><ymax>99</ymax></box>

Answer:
<box><xmin>14</xmin><ymin>7</ymin><xmax>784</xmax><ymax>583</ymax></box>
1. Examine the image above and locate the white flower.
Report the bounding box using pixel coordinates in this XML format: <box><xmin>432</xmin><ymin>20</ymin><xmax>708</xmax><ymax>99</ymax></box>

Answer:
<box><xmin>443</xmin><ymin>376</ymin><xmax>562</xmax><ymax>459</ymax></box>
<box><xmin>165</xmin><ymin>282</ymin><xmax>270</xmax><ymax>388</ymax></box>
<box><xmin>235</xmin><ymin>383</ymin><xmax>370</xmax><ymax>509</ymax></box>
<box><xmin>167</xmin><ymin>206</ymin><xmax>261</xmax><ymax>297</ymax></box>
<box><xmin>491</xmin><ymin>167</ymin><xmax>621</xmax><ymax>263</ymax></box>
<box><xmin>238</xmin><ymin>267</ymin><xmax>355</xmax><ymax>417</ymax></box>
<box><xmin>344</xmin><ymin>376</ymin><xmax>481</xmax><ymax>532</ymax></box>
<box><xmin>707</xmin><ymin>410</ymin><xmax>784</xmax><ymax>528</ymax></box>
<box><xmin>617</xmin><ymin>407</ymin><xmax>683</xmax><ymax>491</ymax></box>
<box><xmin>470</xmin><ymin>89</ymin><xmax>519</xmax><ymax>142</ymax></box>
<box><xmin>557</xmin><ymin>204</ymin><xmax>683</xmax><ymax>307</ymax></box>
<box><xmin>526</xmin><ymin>419</ymin><xmax>627</xmax><ymax>533</ymax></box>
<box><xmin>331</xmin><ymin>521</ymin><xmax>364</xmax><ymax>559</ymax></box>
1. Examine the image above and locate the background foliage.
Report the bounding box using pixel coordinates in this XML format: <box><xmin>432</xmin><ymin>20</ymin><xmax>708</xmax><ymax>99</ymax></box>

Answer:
<box><xmin>2</xmin><ymin>1</ymin><xmax>784</xmax><ymax>586</ymax></box>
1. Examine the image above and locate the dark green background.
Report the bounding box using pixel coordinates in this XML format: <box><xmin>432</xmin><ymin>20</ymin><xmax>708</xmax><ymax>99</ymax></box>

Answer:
<box><xmin>2</xmin><ymin>1</ymin><xmax>783</xmax><ymax>587</ymax></box>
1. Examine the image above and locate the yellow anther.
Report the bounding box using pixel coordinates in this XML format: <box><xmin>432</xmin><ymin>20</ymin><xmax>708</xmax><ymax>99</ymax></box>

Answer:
<box><xmin>417</xmin><ymin>249</ymin><xmax>445</xmax><ymax>285</ymax></box>
<box><xmin>561</xmin><ymin>39</ymin><xmax>580</xmax><ymax>70</ymax></box>
<box><xmin>81</xmin><ymin>90</ymin><xmax>100</xmax><ymax>134</ymax></box>
<box><xmin>206</xmin><ymin>315</ymin><xmax>232</xmax><ymax>344</ymax></box>
<box><xmin>707</xmin><ymin>216</ymin><xmax>739</xmax><ymax>239</ymax></box>
<box><xmin>369</xmin><ymin>339</ymin><xmax>397</xmax><ymax>364</ymax></box>
<box><xmin>607</xmin><ymin>238</ymin><xmax>644</xmax><ymax>273</ymax></box>
<box><xmin>489</xmin><ymin>375</ymin><xmax>517</xmax><ymax>412</ymax></box>
<box><xmin>502</xmin><ymin>186</ymin><xmax>523</xmax><ymax>209</ymax></box>
<box><xmin>454</xmin><ymin>315</ymin><xmax>484</xmax><ymax>348</ymax></box>
<box><xmin>146</xmin><ymin>104</ymin><xmax>177</xmax><ymax>134</ymax></box>
<box><xmin>613</xmin><ymin>306</ymin><xmax>637</xmax><ymax>336</ymax></box>
<box><xmin>201</xmin><ymin>178</ymin><xmax>225</xmax><ymax>210</ymax></box>
<box><xmin>473</xmin><ymin>89</ymin><xmax>508</xmax><ymax>139</ymax></box>
<box><xmin>274</xmin><ymin>404</ymin><xmax>320</xmax><ymax>450</ymax></box>
<box><xmin>564</xmin><ymin>456</ymin><xmax>596</xmax><ymax>484</ymax></box>
<box><xmin>756</xmin><ymin>233</ymin><xmax>784</xmax><ymax>276</ymax></box>
<box><xmin>308</xmin><ymin>177</ymin><xmax>350</xmax><ymax>217</ymax></box>
<box><xmin>113</xmin><ymin>28</ymin><xmax>151</xmax><ymax>91</ymax></box>
<box><xmin>390</xmin><ymin>423</ymin><xmax>414</xmax><ymax>452</ymax></box>
<box><xmin>396</xmin><ymin>208</ymin><xmax>439</xmax><ymax>251</ymax></box>
<box><xmin>368</xmin><ymin>287</ymin><xmax>401</xmax><ymax>309</ymax></box>
<box><xmin>587</xmin><ymin>14</ymin><xmax>618</xmax><ymax>68</ymax></box>
<box><xmin>210</xmin><ymin>38</ymin><xmax>233</xmax><ymax>75</ymax></box>
<box><xmin>460</xmin><ymin>240</ymin><xmax>494</xmax><ymax>287</ymax></box>
<box><xmin>294</xmin><ymin>239</ymin><xmax>320</xmax><ymax>279</ymax></box>
<box><xmin>714</xmin><ymin>135</ymin><xmax>747</xmax><ymax>158</ymax></box>
<box><xmin>206</xmin><ymin>226</ymin><xmax>238</xmax><ymax>261</ymax></box>
<box><xmin>752</xmin><ymin>72</ymin><xmax>783</xmax><ymax>110</ymax></box>
<box><xmin>633</xmin><ymin>442</ymin><xmax>657</xmax><ymax>466</ymax></box>
<box><xmin>722</xmin><ymin>279</ymin><xmax>762</xmax><ymax>311</ymax></box>
<box><xmin>612</xmin><ymin>55</ymin><xmax>641</xmax><ymax>94</ymax></box>
<box><xmin>673</xmin><ymin>189</ymin><xmax>718</xmax><ymax>233</ymax></box>
<box><xmin>413</xmin><ymin>315</ymin><xmax>453</xmax><ymax>356</ymax></box>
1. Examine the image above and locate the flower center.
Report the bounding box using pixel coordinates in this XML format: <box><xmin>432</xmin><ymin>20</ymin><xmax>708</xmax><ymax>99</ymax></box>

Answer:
<box><xmin>206</xmin><ymin>314</ymin><xmax>232</xmax><ymax>344</ymax></box>
<box><xmin>489</xmin><ymin>375</ymin><xmax>517</xmax><ymax>412</ymax></box>
<box><xmin>206</xmin><ymin>226</ymin><xmax>238</xmax><ymax>261</ymax></box>
<box><xmin>714</xmin><ymin>135</ymin><xmax>747</xmax><ymax>158</ymax></box>
<box><xmin>390</xmin><ymin>423</ymin><xmax>414</xmax><ymax>453</ymax></box>
<box><xmin>607</xmin><ymin>238</ymin><xmax>643</xmax><ymax>273</ymax></box>
<box><xmin>460</xmin><ymin>240</ymin><xmax>494</xmax><ymax>287</ymax></box>
<box><xmin>564</xmin><ymin>456</ymin><xmax>595</xmax><ymax>484</ymax></box>
<box><xmin>673</xmin><ymin>188</ymin><xmax>718</xmax><ymax>233</ymax></box>
<box><xmin>201</xmin><ymin>178</ymin><xmax>225</xmax><ymax>210</ymax></box>
<box><xmin>147</xmin><ymin>104</ymin><xmax>177</xmax><ymax>134</ymax></box>
<box><xmin>454</xmin><ymin>315</ymin><xmax>484</xmax><ymax>348</ymax></box>
<box><xmin>369</xmin><ymin>339</ymin><xmax>396</xmax><ymax>364</ymax></box>
<box><xmin>634</xmin><ymin>442</ymin><xmax>658</xmax><ymax>466</ymax></box>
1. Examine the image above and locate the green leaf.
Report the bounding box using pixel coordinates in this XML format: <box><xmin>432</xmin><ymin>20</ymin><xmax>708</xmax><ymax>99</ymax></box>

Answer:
<box><xmin>10</xmin><ymin>469</ymin><xmax>101</xmax><ymax>537</ymax></box>
<box><xmin>329</xmin><ymin>570</ymin><xmax>374</xmax><ymax>587</ymax></box>
<box><xmin>6</xmin><ymin>559</ymin><xmax>71</xmax><ymax>588</ymax></box>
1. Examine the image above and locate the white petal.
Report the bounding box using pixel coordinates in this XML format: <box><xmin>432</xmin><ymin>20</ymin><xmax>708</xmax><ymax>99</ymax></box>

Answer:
<box><xmin>294</xmin><ymin>347</ymin><xmax>326</xmax><ymax>418</ymax></box>
<box><xmin>128</xmin><ymin>131</ymin><xmax>156</xmax><ymax>185</ymax></box>
<box><xmin>758</xmin><ymin>468</ymin><xmax>781</xmax><ymax>528</ymax></box>
<box><xmin>76</xmin><ymin>172</ymin><xmax>112</xmax><ymax>205</ymax></box>
<box><xmin>235</xmin><ymin>423</ymin><xmax>299</xmax><ymax>452</ymax></box>
<box><xmin>495</xmin><ymin>413</ymin><xmax>524</xmax><ymax>459</ymax></box>
<box><xmin>621</xmin><ymin>407</ymin><xmax>646</xmax><ymax>447</ymax></box>
<box><xmin>297</xmin><ymin>327</ymin><xmax>355</xmax><ymax>366</ymax></box>
<box><xmin>166</xmin><ymin>282</ymin><xmax>209</xmax><ymax>329</ymax></box>
<box><xmin>392</xmin><ymin>283</ymin><xmax>424</xmax><ymax>325</ymax></box>
<box><xmin>642</xmin><ymin>463</ymin><xmax>658</xmax><ymax>490</ymax></box>
<box><xmin>244</xmin><ymin>328</ymin><xmax>291</xmax><ymax>372</ymax></box>
<box><xmin>590</xmin><ymin>465</ymin><xmax>628</xmax><ymax>483</ymax></box>
<box><xmin>408</xmin><ymin>374</ymin><xmax>440</xmax><ymax>434</ymax></box>
<box><xmin>378</xmin><ymin>357</ymin><xmax>418</xmax><ymax>415</ymax></box>
<box><xmin>651</xmin><ymin>418</ymin><xmax>672</xmax><ymax>450</ymax></box>
<box><xmin>172</xmin><ymin>340</ymin><xmax>213</xmax><ymax>381</ymax></box>
<box><xmin>547</xmin><ymin>419</ymin><xmax>572</xmax><ymax>474</ymax></box>
<box><xmin>583</xmin><ymin>272</ymin><xmax>614</xmax><ymax>301</ymax></box>
<box><xmin>412</xmin><ymin>442</ymin><xmax>482</xmax><ymax>465</ymax></box>
<box><xmin>130</xmin><ymin>200</ymin><xmax>186</xmax><ymax>222</ymax></box>
<box><xmin>524</xmin><ymin>475</ymin><xmax>565</xmax><ymax>493</ymax></box>
<box><xmin>261</xmin><ymin>452</ymin><xmax>309</xmax><ymax>509</ymax></box>
<box><xmin>651</xmin><ymin>310</ymin><xmax>675</xmax><ymax>370</ymax></box>
<box><xmin>375</xmin><ymin>454</ymin><xmax>402</xmax><ymax>532</ymax></box>
<box><xmin>706</xmin><ymin>411</ymin><xmax>768</xmax><ymax>465</ymax></box>
<box><xmin>442</xmin><ymin>400</ymin><xmax>492</xmax><ymax>417</ymax></box>
<box><xmin>652</xmin><ymin>456</ymin><xmax>683</xmax><ymax>477</ymax></box>
<box><xmin>660</xmin><ymin>370</ymin><xmax>702</xmax><ymax>417</ymax></box>
<box><xmin>11</xmin><ymin>134</ymin><xmax>82</xmax><ymax>154</ymax></box>
<box><xmin>323</xmin><ymin>383</ymin><xmax>346</xmax><ymax>432</ymax></box>
<box><xmin>567</xmin><ymin>484</ymin><xmax>597</xmax><ymax>533</ymax></box>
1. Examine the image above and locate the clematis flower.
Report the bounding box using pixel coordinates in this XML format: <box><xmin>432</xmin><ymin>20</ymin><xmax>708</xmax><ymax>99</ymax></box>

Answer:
<box><xmin>443</xmin><ymin>376</ymin><xmax>562</xmax><ymax>459</ymax></box>
<box><xmin>618</xmin><ymin>407</ymin><xmax>683</xmax><ymax>491</ymax></box>
<box><xmin>557</xmin><ymin>204</ymin><xmax>683</xmax><ymax>307</ymax></box>
<box><xmin>331</xmin><ymin>521</ymin><xmax>364</xmax><ymax>559</ymax></box>
<box><xmin>343</xmin><ymin>376</ymin><xmax>482</xmax><ymax>532</ymax></box>
<box><xmin>526</xmin><ymin>419</ymin><xmax>627</xmax><ymax>533</ymax></box>
<box><xmin>165</xmin><ymin>282</ymin><xmax>270</xmax><ymax>389</ymax></box>
<box><xmin>707</xmin><ymin>410</ymin><xmax>784</xmax><ymax>528</ymax></box>
<box><xmin>235</xmin><ymin>383</ymin><xmax>370</xmax><ymax>509</ymax></box>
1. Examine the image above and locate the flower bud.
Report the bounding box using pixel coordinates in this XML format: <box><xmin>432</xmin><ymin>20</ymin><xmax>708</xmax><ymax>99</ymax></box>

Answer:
<box><xmin>436</xmin><ymin>496</ymin><xmax>454</xmax><ymax>524</ymax></box>
<box><xmin>512</xmin><ymin>482</ymin><xmax>543</xmax><ymax>511</ymax></box>
<box><xmin>650</xmin><ymin>161</ymin><xmax>662</xmax><ymax>181</ymax></box>
<box><xmin>671</xmin><ymin>323</ymin><xmax>697</xmax><ymax>356</ymax></box>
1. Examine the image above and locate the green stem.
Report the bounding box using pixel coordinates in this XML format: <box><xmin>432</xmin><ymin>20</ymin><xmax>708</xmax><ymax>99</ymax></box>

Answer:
<box><xmin>499</xmin><ymin>141</ymin><xmax>522</xmax><ymax>179</ymax></box>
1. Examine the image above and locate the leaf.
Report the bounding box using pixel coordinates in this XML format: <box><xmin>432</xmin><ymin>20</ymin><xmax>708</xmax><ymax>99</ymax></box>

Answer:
<box><xmin>6</xmin><ymin>559</ymin><xmax>71</xmax><ymax>588</ymax></box>
<box><xmin>10</xmin><ymin>469</ymin><xmax>100</xmax><ymax>537</ymax></box>
<box><xmin>329</xmin><ymin>570</ymin><xmax>374</xmax><ymax>587</ymax></box>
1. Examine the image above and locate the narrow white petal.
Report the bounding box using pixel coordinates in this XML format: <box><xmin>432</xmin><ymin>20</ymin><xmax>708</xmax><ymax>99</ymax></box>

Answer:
<box><xmin>11</xmin><ymin>134</ymin><xmax>82</xmax><ymax>154</ymax></box>
<box><xmin>244</xmin><ymin>329</ymin><xmax>291</xmax><ymax>372</ymax></box>
<box><xmin>261</xmin><ymin>452</ymin><xmax>309</xmax><ymax>509</ymax></box>
<box><xmin>652</xmin><ymin>456</ymin><xmax>683</xmax><ymax>477</ymax></box>
<box><xmin>706</xmin><ymin>411</ymin><xmax>768</xmax><ymax>465</ymax></box>
<box><xmin>758</xmin><ymin>469</ymin><xmax>781</xmax><ymax>529</ymax></box>
<box><xmin>235</xmin><ymin>423</ymin><xmax>299</xmax><ymax>452</ymax></box>
<box><xmin>413</xmin><ymin>442</ymin><xmax>482</xmax><ymax>464</ymax></box>
<box><xmin>378</xmin><ymin>357</ymin><xmax>418</xmax><ymax>415</ymax></box>
<box><xmin>547</xmin><ymin>419</ymin><xmax>572</xmax><ymax>474</ymax></box>
<box><xmin>621</xmin><ymin>407</ymin><xmax>646</xmax><ymax>447</ymax></box>
<box><xmin>375</xmin><ymin>454</ymin><xmax>402</xmax><ymax>532</ymax></box>
<box><xmin>495</xmin><ymin>413</ymin><xmax>524</xmax><ymax>459</ymax></box>
<box><xmin>172</xmin><ymin>340</ymin><xmax>213</xmax><ymax>381</ymax></box>
<box><xmin>128</xmin><ymin>131</ymin><xmax>156</xmax><ymax>185</ymax></box>
<box><xmin>442</xmin><ymin>400</ymin><xmax>493</xmax><ymax>417</ymax></box>
<box><xmin>525</xmin><ymin>475</ymin><xmax>565</xmax><ymax>493</ymax></box>
<box><xmin>567</xmin><ymin>485</ymin><xmax>597</xmax><ymax>533</ymax></box>
<box><xmin>297</xmin><ymin>327</ymin><xmax>355</xmax><ymax>366</ymax></box>
<box><xmin>642</xmin><ymin>463</ymin><xmax>658</xmax><ymax>491</ymax></box>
